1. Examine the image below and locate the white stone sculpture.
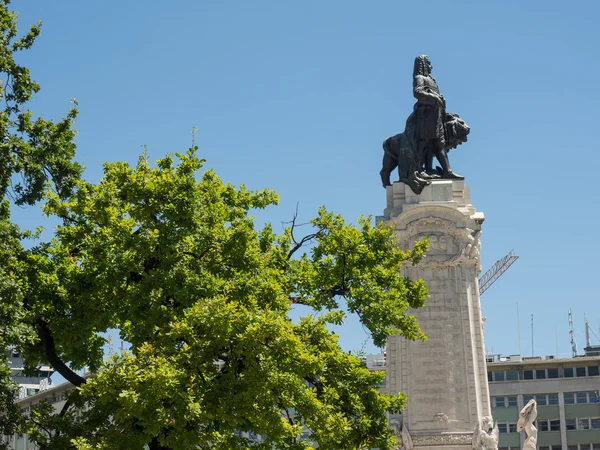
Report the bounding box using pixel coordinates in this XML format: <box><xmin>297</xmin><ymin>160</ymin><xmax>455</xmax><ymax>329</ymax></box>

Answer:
<box><xmin>517</xmin><ymin>399</ymin><xmax>538</xmax><ymax>450</ymax></box>
<box><xmin>472</xmin><ymin>415</ymin><xmax>499</xmax><ymax>450</ymax></box>
<box><xmin>400</xmin><ymin>424</ymin><xmax>413</xmax><ymax>450</ymax></box>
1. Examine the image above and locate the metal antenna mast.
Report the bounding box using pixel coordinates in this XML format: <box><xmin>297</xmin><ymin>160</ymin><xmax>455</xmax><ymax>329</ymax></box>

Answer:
<box><xmin>531</xmin><ymin>314</ymin><xmax>534</xmax><ymax>356</ymax></box>
<box><xmin>569</xmin><ymin>309</ymin><xmax>578</xmax><ymax>357</ymax></box>
<box><xmin>479</xmin><ymin>250</ymin><xmax>519</xmax><ymax>295</ymax></box>
<box><xmin>585</xmin><ymin>314</ymin><xmax>591</xmax><ymax>348</ymax></box>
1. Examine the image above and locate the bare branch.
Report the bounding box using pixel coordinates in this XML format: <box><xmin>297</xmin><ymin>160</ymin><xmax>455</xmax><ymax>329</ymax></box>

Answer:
<box><xmin>287</xmin><ymin>231</ymin><xmax>322</xmax><ymax>259</ymax></box>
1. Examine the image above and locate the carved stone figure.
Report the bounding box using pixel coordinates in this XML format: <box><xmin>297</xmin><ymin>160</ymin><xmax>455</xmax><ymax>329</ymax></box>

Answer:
<box><xmin>381</xmin><ymin>55</ymin><xmax>470</xmax><ymax>194</ymax></box>
<box><xmin>400</xmin><ymin>425</ymin><xmax>413</xmax><ymax>450</ymax></box>
<box><xmin>472</xmin><ymin>415</ymin><xmax>499</xmax><ymax>450</ymax></box>
<box><xmin>434</xmin><ymin>412</ymin><xmax>450</xmax><ymax>423</ymax></box>
<box><xmin>518</xmin><ymin>399</ymin><xmax>538</xmax><ymax>450</ymax></box>
<box><xmin>389</xmin><ymin>419</ymin><xmax>412</xmax><ymax>450</ymax></box>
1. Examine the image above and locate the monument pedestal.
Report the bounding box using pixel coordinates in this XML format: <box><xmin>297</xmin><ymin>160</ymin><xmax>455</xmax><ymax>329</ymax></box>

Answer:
<box><xmin>380</xmin><ymin>180</ymin><xmax>492</xmax><ymax>450</ymax></box>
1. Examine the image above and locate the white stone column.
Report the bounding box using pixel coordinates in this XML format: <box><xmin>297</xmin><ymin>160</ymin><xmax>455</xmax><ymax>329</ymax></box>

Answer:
<box><xmin>382</xmin><ymin>180</ymin><xmax>490</xmax><ymax>450</ymax></box>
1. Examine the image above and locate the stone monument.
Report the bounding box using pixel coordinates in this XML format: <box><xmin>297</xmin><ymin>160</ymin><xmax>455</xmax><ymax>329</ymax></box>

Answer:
<box><xmin>517</xmin><ymin>399</ymin><xmax>538</xmax><ymax>450</ymax></box>
<box><xmin>379</xmin><ymin>56</ymin><xmax>496</xmax><ymax>450</ymax></box>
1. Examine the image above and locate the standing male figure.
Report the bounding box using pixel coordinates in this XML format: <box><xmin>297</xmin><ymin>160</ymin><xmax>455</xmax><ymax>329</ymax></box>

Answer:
<box><xmin>412</xmin><ymin>55</ymin><xmax>463</xmax><ymax>179</ymax></box>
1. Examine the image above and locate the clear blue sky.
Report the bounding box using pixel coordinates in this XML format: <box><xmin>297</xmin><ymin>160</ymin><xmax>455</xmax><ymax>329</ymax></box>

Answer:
<box><xmin>11</xmin><ymin>1</ymin><xmax>600</xmax><ymax>362</ymax></box>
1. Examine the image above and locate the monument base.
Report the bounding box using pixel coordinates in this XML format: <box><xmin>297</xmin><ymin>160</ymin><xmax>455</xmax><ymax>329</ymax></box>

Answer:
<box><xmin>381</xmin><ymin>180</ymin><xmax>494</xmax><ymax>450</ymax></box>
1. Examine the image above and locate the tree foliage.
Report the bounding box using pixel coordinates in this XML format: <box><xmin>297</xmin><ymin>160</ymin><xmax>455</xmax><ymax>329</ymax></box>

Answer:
<box><xmin>0</xmin><ymin>2</ymin><xmax>428</xmax><ymax>449</ymax></box>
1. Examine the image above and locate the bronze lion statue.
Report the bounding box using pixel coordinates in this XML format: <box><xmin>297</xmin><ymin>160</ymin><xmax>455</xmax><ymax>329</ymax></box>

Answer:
<box><xmin>380</xmin><ymin>112</ymin><xmax>470</xmax><ymax>194</ymax></box>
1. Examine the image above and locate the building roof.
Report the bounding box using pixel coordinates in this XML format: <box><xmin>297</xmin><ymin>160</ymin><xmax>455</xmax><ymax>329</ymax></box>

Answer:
<box><xmin>487</xmin><ymin>354</ymin><xmax>600</xmax><ymax>368</ymax></box>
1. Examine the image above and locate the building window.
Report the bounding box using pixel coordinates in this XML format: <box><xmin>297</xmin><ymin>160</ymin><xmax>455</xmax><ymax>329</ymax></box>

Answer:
<box><xmin>536</xmin><ymin>369</ymin><xmax>547</xmax><ymax>379</ymax></box>
<box><xmin>506</xmin><ymin>370</ymin><xmax>519</xmax><ymax>381</ymax></box>
<box><xmin>523</xmin><ymin>394</ymin><xmax>534</xmax><ymax>404</ymax></box>
<box><xmin>566</xmin><ymin>419</ymin><xmax>576</xmax><ymax>430</ymax></box>
<box><xmin>497</xmin><ymin>423</ymin><xmax>507</xmax><ymax>434</ymax></box>
<box><xmin>591</xmin><ymin>418</ymin><xmax>600</xmax><ymax>429</ymax></box>
<box><xmin>589</xmin><ymin>366</ymin><xmax>600</xmax><ymax>377</ymax></box>
<box><xmin>536</xmin><ymin>394</ymin><xmax>547</xmax><ymax>406</ymax></box>
<box><xmin>523</xmin><ymin>370</ymin><xmax>534</xmax><ymax>380</ymax></box>
<box><xmin>579</xmin><ymin>418</ymin><xmax>591</xmax><ymax>430</ymax></box>
<box><xmin>539</xmin><ymin>447</ymin><xmax>550</xmax><ymax>450</ymax></box>
<box><xmin>538</xmin><ymin>420</ymin><xmax>549</xmax><ymax>432</ymax></box>
<box><xmin>548</xmin><ymin>393</ymin><xmax>559</xmax><ymax>405</ymax></box>
<box><xmin>564</xmin><ymin>391</ymin><xmax>598</xmax><ymax>404</ymax></box>
<box><xmin>547</xmin><ymin>367</ymin><xmax>559</xmax><ymax>378</ymax></box>
<box><xmin>508</xmin><ymin>423</ymin><xmax>517</xmax><ymax>433</ymax></box>
<box><xmin>494</xmin><ymin>371</ymin><xmax>505</xmax><ymax>382</ymax></box>
<box><xmin>577</xmin><ymin>367</ymin><xmax>587</xmax><ymax>377</ymax></box>
<box><xmin>491</xmin><ymin>396</ymin><xmax>518</xmax><ymax>408</ymax></box>
<box><xmin>565</xmin><ymin>367</ymin><xmax>574</xmax><ymax>377</ymax></box>
<box><xmin>487</xmin><ymin>371</ymin><xmax>493</xmax><ymax>382</ymax></box>
<box><xmin>592</xmin><ymin>444</ymin><xmax>600</xmax><ymax>450</ymax></box>
<box><xmin>550</xmin><ymin>419</ymin><xmax>560</xmax><ymax>431</ymax></box>
<box><xmin>568</xmin><ymin>446</ymin><xmax>578</xmax><ymax>450</ymax></box>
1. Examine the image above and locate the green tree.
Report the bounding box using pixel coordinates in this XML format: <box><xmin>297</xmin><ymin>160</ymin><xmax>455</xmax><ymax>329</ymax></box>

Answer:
<box><xmin>0</xmin><ymin>0</ymin><xmax>80</xmax><ymax>446</ymax></box>
<box><xmin>0</xmin><ymin>3</ymin><xmax>428</xmax><ymax>449</ymax></box>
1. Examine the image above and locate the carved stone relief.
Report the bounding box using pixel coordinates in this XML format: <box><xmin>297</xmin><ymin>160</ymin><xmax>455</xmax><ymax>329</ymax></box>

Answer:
<box><xmin>400</xmin><ymin>217</ymin><xmax>481</xmax><ymax>268</ymax></box>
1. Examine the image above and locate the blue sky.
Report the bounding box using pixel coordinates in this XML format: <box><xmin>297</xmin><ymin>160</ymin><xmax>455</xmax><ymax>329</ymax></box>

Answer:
<box><xmin>11</xmin><ymin>1</ymin><xmax>600</xmax><ymax>363</ymax></box>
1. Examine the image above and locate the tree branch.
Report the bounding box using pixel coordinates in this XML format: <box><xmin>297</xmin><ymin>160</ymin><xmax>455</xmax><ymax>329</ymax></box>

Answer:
<box><xmin>284</xmin><ymin>203</ymin><xmax>324</xmax><ymax>259</ymax></box>
<box><xmin>287</xmin><ymin>232</ymin><xmax>322</xmax><ymax>259</ymax></box>
<box><xmin>36</xmin><ymin>318</ymin><xmax>86</xmax><ymax>387</ymax></box>
<box><xmin>58</xmin><ymin>398</ymin><xmax>72</xmax><ymax>417</ymax></box>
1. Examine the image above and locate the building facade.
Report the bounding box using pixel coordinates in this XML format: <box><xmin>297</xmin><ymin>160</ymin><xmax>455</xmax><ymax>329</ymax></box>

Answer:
<box><xmin>2</xmin><ymin>381</ymin><xmax>73</xmax><ymax>450</ymax></box>
<box><xmin>488</xmin><ymin>353</ymin><xmax>600</xmax><ymax>450</ymax></box>
<box><xmin>4</xmin><ymin>347</ymin><xmax>54</xmax><ymax>400</ymax></box>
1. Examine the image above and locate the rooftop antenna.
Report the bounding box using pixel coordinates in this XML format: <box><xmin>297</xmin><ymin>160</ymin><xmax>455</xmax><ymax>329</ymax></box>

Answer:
<box><xmin>517</xmin><ymin>303</ymin><xmax>522</xmax><ymax>356</ymax></box>
<box><xmin>531</xmin><ymin>314</ymin><xmax>534</xmax><ymax>356</ymax></box>
<box><xmin>569</xmin><ymin>309</ymin><xmax>578</xmax><ymax>357</ymax></box>
<box><xmin>585</xmin><ymin>314</ymin><xmax>591</xmax><ymax>348</ymax></box>
<box><xmin>479</xmin><ymin>250</ymin><xmax>519</xmax><ymax>295</ymax></box>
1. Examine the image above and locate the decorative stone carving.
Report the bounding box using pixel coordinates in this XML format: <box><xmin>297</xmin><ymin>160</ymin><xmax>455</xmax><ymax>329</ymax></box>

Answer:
<box><xmin>472</xmin><ymin>415</ymin><xmax>499</xmax><ymax>450</ymax></box>
<box><xmin>401</xmin><ymin>216</ymin><xmax>481</xmax><ymax>269</ymax></box>
<box><xmin>389</xmin><ymin>418</ymin><xmax>402</xmax><ymax>437</ymax></box>
<box><xmin>518</xmin><ymin>399</ymin><xmax>538</xmax><ymax>450</ymax></box>
<box><xmin>464</xmin><ymin>229</ymin><xmax>481</xmax><ymax>259</ymax></box>
<box><xmin>411</xmin><ymin>432</ymin><xmax>473</xmax><ymax>446</ymax></box>
<box><xmin>434</xmin><ymin>412</ymin><xmax>450</xmax><ymax>423</ymax></box>
<box><xmin>400</xmin><ymin>425</ymin><xmax>413</xmax><ymax>450</ymax></box>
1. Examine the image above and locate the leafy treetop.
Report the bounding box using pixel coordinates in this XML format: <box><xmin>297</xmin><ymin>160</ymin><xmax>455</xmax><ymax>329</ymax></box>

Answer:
<box><xmin>0</xmin><ymin>2</ymin><xmax>428</xmax><ymax>448</ymax></box>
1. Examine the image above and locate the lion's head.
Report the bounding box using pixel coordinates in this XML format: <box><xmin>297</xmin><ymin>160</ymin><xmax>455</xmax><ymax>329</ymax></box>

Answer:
<box><xmin>444</xmin><ymin>112</ymin><xmax>470</xmax><ymax>150</ymax></box>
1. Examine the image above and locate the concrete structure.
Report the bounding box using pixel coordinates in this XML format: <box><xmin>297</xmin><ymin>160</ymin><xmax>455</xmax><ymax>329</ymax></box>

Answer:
<box><xmin>381</xmin><ymin>179</ymin><xmax>492</xmax><ymax>449</ymax></box>
<box><xmin>4</xmin><ymin>347</ymin><xmax>54</xmax><ymax>400</ymax></box>
<box><xmin>488</xmin><ymin>352</ymin><xmax>600</xmax><ymax>450</ymax></box>
<box><xmin>1</xmin><ymin>380</ymin><xmax>72</xmax><ymax>450</ymax></box>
